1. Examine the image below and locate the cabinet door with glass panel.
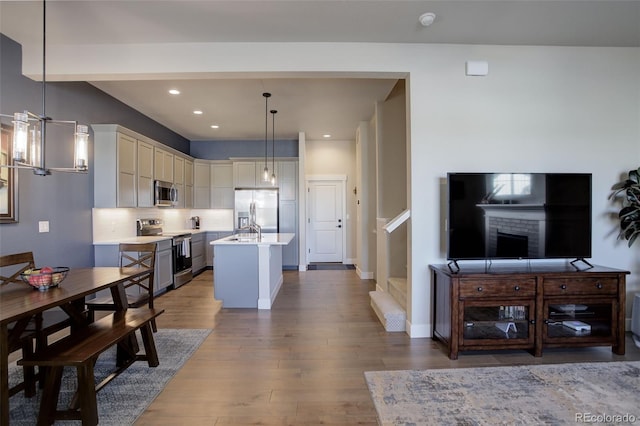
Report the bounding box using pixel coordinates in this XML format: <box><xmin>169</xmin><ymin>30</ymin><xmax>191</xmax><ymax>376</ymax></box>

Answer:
<box><xmin>543</xmin><ymin>299</ymin><xmax>617</xmax><ymax>344</ymax></box>
<box><xmin>541</xmin><ymin>276</ymin><xmax>621</xmax><ymax>352</ymax></box>
<box><xmin>461</xmin><ymin>300</ymin><xmax>535</xmax><ymax>347</ymax></box>
<box><xmin>458</xmin><ymin>278</ymin><xmax>536</xmax><ymax>350</ymax></box>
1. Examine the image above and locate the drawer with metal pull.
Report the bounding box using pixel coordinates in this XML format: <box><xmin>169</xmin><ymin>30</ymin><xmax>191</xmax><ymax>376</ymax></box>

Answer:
<box><xmin>543</xmin><ymin>277</ymin><xmax>618</xmax><ymax>296</ymax></box>
<box><xmin>459</xmin><ymin>279</ymin><xmax>536</xmax><ymax>299</ymax></box>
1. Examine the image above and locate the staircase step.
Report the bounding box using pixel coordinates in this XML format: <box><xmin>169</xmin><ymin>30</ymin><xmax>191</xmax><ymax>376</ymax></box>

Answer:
<box><xmin>387</xmin><ymin>277</ymin><xmax>407</xmax><ymax>310</ymax></box>
<box><xmin>369</xmin><ymin>290</ymin><xmax>406</xmax><ymax>332</ymax></box>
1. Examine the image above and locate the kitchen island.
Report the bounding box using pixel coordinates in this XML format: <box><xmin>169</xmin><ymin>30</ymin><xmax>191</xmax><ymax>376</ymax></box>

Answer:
<box><xmin>210</xmin><ymin>233</ymin><xmax>294</xmax><ymax>309</ymax></box>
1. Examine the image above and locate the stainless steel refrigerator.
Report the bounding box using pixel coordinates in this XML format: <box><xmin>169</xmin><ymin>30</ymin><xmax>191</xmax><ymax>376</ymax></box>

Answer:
<box><xmin>234</xmin><ymin>188</ymin><xmax>279</xmax><ymax>233</ymax></box>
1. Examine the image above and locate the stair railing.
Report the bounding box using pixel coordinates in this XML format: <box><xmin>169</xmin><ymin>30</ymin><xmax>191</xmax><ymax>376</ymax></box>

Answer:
<box><xmin>376</xmin><ymin>209</ymin><xmax>410</xmax><ymax>292</ymax></box>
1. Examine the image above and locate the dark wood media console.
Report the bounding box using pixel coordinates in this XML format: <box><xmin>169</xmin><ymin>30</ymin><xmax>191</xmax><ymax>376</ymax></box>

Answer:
<box><xmin>429</xmin><ymin>263</ymin><xmax>629</xmax><ymax>360</ymax></box>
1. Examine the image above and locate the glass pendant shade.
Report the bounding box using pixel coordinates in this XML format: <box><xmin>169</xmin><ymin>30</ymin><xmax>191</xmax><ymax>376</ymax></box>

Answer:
<box><xmin>29</xmin><ymin>126</ymin><xmax>41</xmax><ymax>167</ymax></box>
<box><xmin>270</xmin><ymin>109</ymin><xmax>277</xmax><ymax>186</ymax></box>
<box><xmin>74</xmin><ymin>125</ymin><xmax>89</xmax><ymax>170</ymax></box>
<box><xmin>12</xmin><ymin>112</ymin><xmax>29</xmax><ymax>163</ymax></box>
<box><xmin>262</xmin><ymin>92</ymin><xmax>271</xmax><ymax>182</ymax></box>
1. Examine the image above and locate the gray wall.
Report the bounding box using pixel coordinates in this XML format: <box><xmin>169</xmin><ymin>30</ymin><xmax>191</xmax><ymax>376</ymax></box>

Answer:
<box><xmin>0</xmin><ymin>34</ymin><xmax>189</xmax><ymax>267</ymax></box>
<box><xmin>190</xmin><ymin>139</ymin><xmax>298</xmax><ymax>160</ymax></box>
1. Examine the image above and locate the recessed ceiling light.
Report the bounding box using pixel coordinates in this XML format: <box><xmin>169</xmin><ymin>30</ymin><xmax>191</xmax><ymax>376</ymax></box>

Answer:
<box><xmin>323</xmin><ymin>134</ymin><xmax>332</xmax><ymax>138</ymax></box>
<box><xmin>193</xmin><ymin>110</ymin><xmax>203</xmax><ymax>115</ymax></box>
<box><xmin>168</xmin><ymin>89</ymin><xmax>180</xmax><ymax>95</ymax></box>
<box><xmin>210</xmin><ymin>125</ymin><xmax>219</xmax><ymax>129</ymax></box>
<box><xmin>419</xmin><ymin>12</ymin><xmax>436</xmax><ymax>27</ymax></box>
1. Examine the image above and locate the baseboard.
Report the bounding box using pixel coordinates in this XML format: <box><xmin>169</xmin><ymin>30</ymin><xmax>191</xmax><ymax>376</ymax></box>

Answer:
<box><xmin>356</xmin><ymin>266</ymin><xmax>374</xmax><ymax>279</ymax></box>
<box><xmin>407</xmin><ymin>320</ymin><xmax>432</xmax><ymax>338</ymax></box>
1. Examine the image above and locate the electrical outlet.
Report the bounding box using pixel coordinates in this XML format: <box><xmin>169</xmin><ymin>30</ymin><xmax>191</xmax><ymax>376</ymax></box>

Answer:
<box><xmin>38</xmin><ymin>221</ymin><xmax>49</xmax><ymax>233</ymax></box>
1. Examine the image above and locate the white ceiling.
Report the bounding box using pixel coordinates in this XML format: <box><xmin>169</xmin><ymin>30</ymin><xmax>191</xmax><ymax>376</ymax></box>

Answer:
<box><xmin>1</xmin><ymin>0</ymin><xmax>639</xmax><ymax>141</ymax></box>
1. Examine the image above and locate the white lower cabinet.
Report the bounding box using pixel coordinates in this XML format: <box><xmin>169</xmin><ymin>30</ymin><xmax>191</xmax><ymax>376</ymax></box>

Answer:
<box><xmin>191</xmin><ymin>233</ymin><xmax>207</xmax><ymax>275</ymax></box>
<box><xmin>93</xmin><ymin>239</ymin><xmax>173</xmax><ymax>295</ymax></box>
<box><xmin>155</xmin><ymin>240</ymin><xmax>173</xmax><ymax>291</ymax></box>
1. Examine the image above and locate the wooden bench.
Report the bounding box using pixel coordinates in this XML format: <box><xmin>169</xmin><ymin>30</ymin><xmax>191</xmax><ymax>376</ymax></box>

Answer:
<box><xmin>19</xmin><ymin>308</ymin><xmax>164</xmax><ymax>426</ymax></box>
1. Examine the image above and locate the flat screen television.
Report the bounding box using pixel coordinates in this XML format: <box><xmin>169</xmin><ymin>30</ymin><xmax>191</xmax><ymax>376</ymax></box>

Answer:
<box><xmin>447</xmin><ymin>173</ymin><xmax>592</xmax><ymax>261</ymax></box>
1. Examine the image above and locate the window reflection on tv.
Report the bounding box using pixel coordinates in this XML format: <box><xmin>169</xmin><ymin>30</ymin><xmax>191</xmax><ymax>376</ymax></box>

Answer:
<box><xmin>447</xmin><ymin>173</ymin><xmax>592</xmax><ymax>260</ymax></box>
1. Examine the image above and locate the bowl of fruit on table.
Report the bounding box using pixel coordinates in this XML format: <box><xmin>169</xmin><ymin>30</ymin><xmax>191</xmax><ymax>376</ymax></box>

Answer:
<box><xmin>20</xmin><ymin>266</ymin><xmax>70</xmax><ymax>291</ymax></box>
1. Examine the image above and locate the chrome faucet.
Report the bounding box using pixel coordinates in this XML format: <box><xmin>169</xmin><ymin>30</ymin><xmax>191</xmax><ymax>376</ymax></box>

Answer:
<box><xmin>249</xmin><ymin>201</ymin><xmax>257</xmax><ymax>226</ymax></box>
<box><xmin>239</xmin><ymin>223</ymin><xmax>262</xmax><ymax>241</ymax></box>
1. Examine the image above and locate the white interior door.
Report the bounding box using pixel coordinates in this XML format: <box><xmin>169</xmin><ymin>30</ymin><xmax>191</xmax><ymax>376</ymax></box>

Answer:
<box><xmin>308</xmin><ymin>180</ymin><xmax>343</xmax><ymax>262</ymax></box>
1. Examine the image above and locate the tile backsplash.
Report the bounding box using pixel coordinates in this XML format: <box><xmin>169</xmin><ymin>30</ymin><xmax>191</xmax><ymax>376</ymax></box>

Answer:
<box><xmin>92</xmin><ymin>208</ymin><xmax>233</xmax><ymax>242</ymax></box>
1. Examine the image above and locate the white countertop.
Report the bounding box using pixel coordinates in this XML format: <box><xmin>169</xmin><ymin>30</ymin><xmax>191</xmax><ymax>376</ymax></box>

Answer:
<box><xmin>92</xmin><ymin>229</ymin><xmax>231</xmax><ymax>245</ymax></box>
<box><xmin>210</xmin><ymin>233</ymin><xmax>294</xmax><ymax>246</ymax></box>
<box><xmin>93</xmin><ymin>235</ymin><xmax>171</xmax><ymax>246</ymax></box>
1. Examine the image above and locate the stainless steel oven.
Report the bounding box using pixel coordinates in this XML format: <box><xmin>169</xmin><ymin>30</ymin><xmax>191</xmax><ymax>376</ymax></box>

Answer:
<box><xmin>137</xmin><ymin>218</ymin><xmax>193</xmax><ymax>288</ymax></box>
<box><xmin>170</xmin><ymin>233</ymin><xmax>192</xmax><ymax>288</ymax></box>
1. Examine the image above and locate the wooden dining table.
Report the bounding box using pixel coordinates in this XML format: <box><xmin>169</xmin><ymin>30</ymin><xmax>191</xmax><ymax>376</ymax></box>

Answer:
<box><xmin>0</xmin><ymin>266</ymin><xmax>152</xmax><ymax>426</ymax></box>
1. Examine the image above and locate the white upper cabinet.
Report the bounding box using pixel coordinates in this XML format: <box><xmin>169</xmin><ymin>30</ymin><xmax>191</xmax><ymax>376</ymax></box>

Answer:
<box><xmin>211</xmin><ymin>162</ymin><xmax>234</xmax><ymax>209</ymax></box>
<box><xmin>193</xmin><ymin>161</ymin><xmax>211</xmax><ymax>208</ymax></box>
<box><xmin>174</xmin><ymin>156</ymin><xmax>185</xmax><ymax>185</ymax></box>
<box><xmin>278</xmin><ymin>161</ymin><xmax>298</xmax><ymax>201</ymax></box>
<box><xmin>92</xmin><ymin>124</ymin><xmax>194</xmax><ymax>209</ymax></box>
<box><xmin>92</xmin><ymin>126</ymin><xmax>136</xmax><ymax>208</ymax></box>
<box><xmin>184</xmin><ymin>159</ymin><xmax>194</xmax><ymax>208</ymax></box>
<box><xmin>154</xmin><ymin>147</ymin><xmax>174</xmax><ymax>183</ymax></box>
<box><xmin>233</xmin><ymin>160</ymin><xmax>280</xmax><ymax>188</ymax></box>
<box><xmin>233</xmin><ymin>161</ymin><xmax>257</xmax><ymax>188</ymax></box>
<box><xmin>116</xmin><ymin>133</ymin><xmax>137</xmax><ymax>207</ymax></box>
<box><xmin>137</xmin><ymin>140</ymin><xmax>154</xmax><ymax>207</ymax></box>
<box><xmin>173</xmin><ymin>155</ymin><xmax>185</xmax><ymax>208</ymax></box>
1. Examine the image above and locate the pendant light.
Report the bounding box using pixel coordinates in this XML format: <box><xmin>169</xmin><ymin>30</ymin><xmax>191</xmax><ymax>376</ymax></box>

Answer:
<box><xmin>262</xmin><ymin>93</ymin><xmax>271</xmax><ymax>182</ymax></box>
<box><xmin>1</xmin><ymin>0</ymin><xmax>89</xmax><ymax>176</ymax></box>
<box><xmin>270</xmin><ymin>109</ymin><xmax>277</xmax><ymax>186</ymax></box>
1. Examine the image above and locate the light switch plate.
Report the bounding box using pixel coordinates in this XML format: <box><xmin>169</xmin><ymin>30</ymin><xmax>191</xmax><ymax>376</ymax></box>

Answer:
<box><xmin>38</xmin><ymin>221</ymin><xmax>49</xmax><ymax>233</ymax></box>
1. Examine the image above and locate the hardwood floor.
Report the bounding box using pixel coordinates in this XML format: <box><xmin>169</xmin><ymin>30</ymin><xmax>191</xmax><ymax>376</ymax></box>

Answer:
<box><xmin>136</xmin><ymin>269</ymin><xmax>640</xmax><ymax>425</ymax></box>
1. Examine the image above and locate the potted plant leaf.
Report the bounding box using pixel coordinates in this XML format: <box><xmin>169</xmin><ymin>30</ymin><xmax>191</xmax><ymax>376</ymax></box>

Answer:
<box><xmin>610</xmin><ymin>167</ymin><xmax>640</xmax><ymax>247</ymax></box>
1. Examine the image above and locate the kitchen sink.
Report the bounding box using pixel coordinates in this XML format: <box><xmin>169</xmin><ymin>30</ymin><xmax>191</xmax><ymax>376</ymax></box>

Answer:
<box><xmin>228</xmin><ymin>233</ymin><xmax>260</xmax><ymax>242</ymax></box>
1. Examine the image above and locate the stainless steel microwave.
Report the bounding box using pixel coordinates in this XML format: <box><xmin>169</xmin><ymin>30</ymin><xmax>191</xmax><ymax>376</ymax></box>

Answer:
<box><xmin>154</xmin><ymin>180</ymin><xmax>177</xmax><ymax>207</ymax></box>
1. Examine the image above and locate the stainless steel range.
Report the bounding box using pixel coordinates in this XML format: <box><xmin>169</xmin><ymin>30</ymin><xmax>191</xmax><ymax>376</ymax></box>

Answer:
<box><xmin>137</xmin><ymin>218</ymin><xmax>193</xmax><ymax>288</ymax></box>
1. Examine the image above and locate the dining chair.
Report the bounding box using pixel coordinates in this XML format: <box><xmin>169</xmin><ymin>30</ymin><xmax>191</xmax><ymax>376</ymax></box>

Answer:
<box><xmin>86</xmin><ymin>242</ymin><xmax>158</xmax><ymax>331</ymax></box>
<box><xmin>0</xmin><ymin>252</ymin><xmax>71</xmax><ymax>396</ymax></box>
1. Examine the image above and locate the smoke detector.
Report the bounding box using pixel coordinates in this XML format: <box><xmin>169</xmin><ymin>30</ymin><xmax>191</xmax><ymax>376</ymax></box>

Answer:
<box><xmin>419</xmin><ymin>12</ymin><xmax>436</xmax><ymax>27</ymax></box>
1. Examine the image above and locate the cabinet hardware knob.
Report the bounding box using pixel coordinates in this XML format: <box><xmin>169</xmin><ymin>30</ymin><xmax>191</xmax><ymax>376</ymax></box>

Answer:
<box><xmin>530</xmin><ymin>320</ymin><xmax>536</xmax><ymax>324</ymax></box>
<box><xmin>514</xmin><ymin>286</ymin><xmax>520</xmax><ymax>291</ymax></box>
<box><xmin>544</xmin><ymin>319</ymin><xmax>550</xmax><ymax>324</ymax></box>
<box><xmin>560</xmin><ymin>284</ymin><xmax>567</xmax><ymax>290</ymax></box>
<box><xmin>477</xmin><ymin>287</ymin><xmax>483</xmax><ymax>292</ymax></box>
<box><xmin>596</xmin><ymin>283</ymin><xmax>603</xmax><ymax>289</ymax></box>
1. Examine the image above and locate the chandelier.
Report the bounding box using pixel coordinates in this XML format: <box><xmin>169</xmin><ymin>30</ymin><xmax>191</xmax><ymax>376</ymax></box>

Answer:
<box><xmin>0</xmin><ymin>0</ymin><xmax>89</xmax><ymax>176</ymax></box>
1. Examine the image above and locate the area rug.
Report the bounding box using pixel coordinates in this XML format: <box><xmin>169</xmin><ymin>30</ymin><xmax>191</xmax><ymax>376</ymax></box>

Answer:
<box><xmin>365</xmin><ymin>361</ymin><xmax>640</xmax><ymax>425</ymax></box>
<box><xmin>8</xmin><ymin>328</ymin><xmax>211</xmax><ymax>425</ymax></box>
